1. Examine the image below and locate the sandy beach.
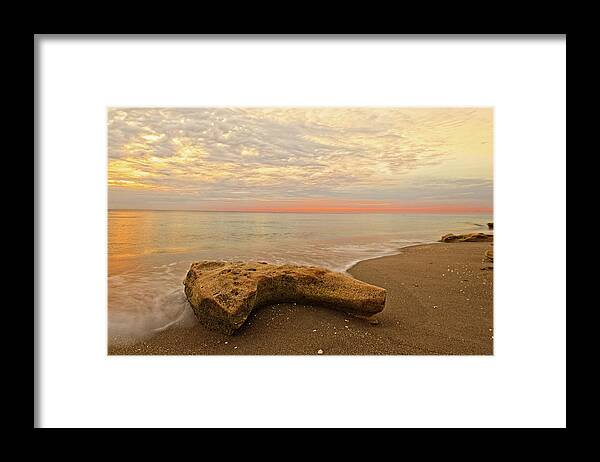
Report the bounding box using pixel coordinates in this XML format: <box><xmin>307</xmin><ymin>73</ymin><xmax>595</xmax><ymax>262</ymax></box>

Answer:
<box><xmin>108</xmin><ymin>241</ymin><xmax>493</xmax><ymax>355</ymax></box>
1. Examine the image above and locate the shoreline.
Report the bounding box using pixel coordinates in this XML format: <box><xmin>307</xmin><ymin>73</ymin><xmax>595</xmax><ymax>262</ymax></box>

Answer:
<box><xmin>343</xmin><ymin>240</ymin><xmax>440</xmax><ymax>274</ymax></box>
<box><xmin>108</xmin><ymin>241</ymin><xmax>493</xmax><ymax>355</ymax></box>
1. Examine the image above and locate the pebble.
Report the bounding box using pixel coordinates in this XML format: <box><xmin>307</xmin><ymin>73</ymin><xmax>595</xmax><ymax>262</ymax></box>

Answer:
<box><xmin>312</xmin><ymin>329</ymin><xmax>317</xmax><ymax>332</ymax></box>
<box><xmin>317</xmin><ymin>349</ymin><xmax>323</xmax><ymax>354</ymax></box>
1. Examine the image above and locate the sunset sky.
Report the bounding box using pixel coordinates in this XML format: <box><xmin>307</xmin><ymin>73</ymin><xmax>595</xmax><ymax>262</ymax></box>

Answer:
<box><xmin>108</xmin><ymin>108</ymin><xmax>492</xmax><ymax>213</ymax></box>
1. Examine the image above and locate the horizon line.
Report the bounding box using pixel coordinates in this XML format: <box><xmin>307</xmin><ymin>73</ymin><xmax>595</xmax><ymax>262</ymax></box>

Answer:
<box><xmin>108</xmin><ymin>208</ymin><xmax>493</xmax><ymax>214</ymax></box>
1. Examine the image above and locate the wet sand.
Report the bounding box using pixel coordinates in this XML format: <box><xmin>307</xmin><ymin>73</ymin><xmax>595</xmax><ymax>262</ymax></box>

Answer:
<box><xmin>108</xmin><ymin>242</ymin><xmax>493</xmax><ymax>355</ymax></box>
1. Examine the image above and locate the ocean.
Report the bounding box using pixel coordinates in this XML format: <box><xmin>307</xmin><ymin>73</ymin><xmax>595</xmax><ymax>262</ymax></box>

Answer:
<box><xmin>108</xmin><ymin>210</ymin><xmax>492</xmax><ymax>341</ymax></box>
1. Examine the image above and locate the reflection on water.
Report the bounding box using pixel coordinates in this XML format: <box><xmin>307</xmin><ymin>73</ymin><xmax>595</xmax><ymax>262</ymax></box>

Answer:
<box><xmin>108</xmin><ymin>211</ymin><xmax>492</xmax><ymax>342</ymax></box>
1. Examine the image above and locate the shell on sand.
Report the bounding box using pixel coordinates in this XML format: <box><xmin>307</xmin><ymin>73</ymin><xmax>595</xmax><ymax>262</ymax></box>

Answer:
<box><xmin>183</xmin><ymin>261</ymin><xmax>386</xmax><ymax>335</ymax></box>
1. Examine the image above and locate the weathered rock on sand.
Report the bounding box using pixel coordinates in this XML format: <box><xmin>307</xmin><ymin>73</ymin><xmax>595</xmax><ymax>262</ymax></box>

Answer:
<box><xmin>183</xmin><ymin>261</ymin><xmax>386</xmax><ymax>335</ymax></box>
<box><xmin>487</xmin><ymin>222</ymin><xmax>494</xmax><ymax>230</ymax></box>
<box><xmin>440</xmin><ymin>232</ymin><xmax>494</xmax><ymax>243</ymax></box>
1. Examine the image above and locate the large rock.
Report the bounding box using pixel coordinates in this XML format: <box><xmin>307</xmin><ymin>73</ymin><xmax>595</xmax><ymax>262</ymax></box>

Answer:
<box><xmin>183</xmin><ymin>261</ymin><xmax>386</xmax><ymax>335</ymax></box>
<box><xmin>440</xmin><ymin>232</ymin><xmax>494</xmax><ymax>243</ymax></box>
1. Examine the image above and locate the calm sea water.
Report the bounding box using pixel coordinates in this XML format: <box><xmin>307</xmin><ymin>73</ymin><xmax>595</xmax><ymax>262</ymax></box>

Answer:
<box><xmin>108</xmin><ymin>210</ymin><xmax>492</xmax><ymax>341</ymax></box>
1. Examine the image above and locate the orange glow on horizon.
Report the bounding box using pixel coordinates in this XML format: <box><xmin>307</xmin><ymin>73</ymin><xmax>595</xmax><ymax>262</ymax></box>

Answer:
<box><xmin>200</xmin><ymin>207</ymin><xmax>493</xmax><ymax>214</ymax></box>
<box><xmin>230</xmin><ymin>206</ymin><xmax>493</xmax><ymax>214</ymax></box>
<box><xmin>215</xmin><ymin>199</ymin><xmax>490</xmax><ymax>214</ymax></box>
<box><xmin>121</xmin><ymin>199</ymin><xmax>492</xmax><ymax>214</ymax></box>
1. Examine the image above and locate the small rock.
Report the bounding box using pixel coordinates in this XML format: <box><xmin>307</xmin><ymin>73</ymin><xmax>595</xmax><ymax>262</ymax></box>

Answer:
<box><xmin>441</xmin><ymin>232</ymin><xmax>493</xmax><ymax>243</ymax></box>
<box><xmin>484</xmin><ymin>249</ymin><xmax>494</xmax><ymax>263</ymax></box>
<box><xmin>317</xmin><ymin>349</ymin><xmax>323</xmax><ymax>355</ymax></box>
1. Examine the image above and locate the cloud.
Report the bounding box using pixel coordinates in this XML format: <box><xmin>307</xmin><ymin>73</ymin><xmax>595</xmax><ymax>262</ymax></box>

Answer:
<box><xmin>108</xmin><ymin>108</ymin><xmax>493</xmax><ymax>210</ymax></box>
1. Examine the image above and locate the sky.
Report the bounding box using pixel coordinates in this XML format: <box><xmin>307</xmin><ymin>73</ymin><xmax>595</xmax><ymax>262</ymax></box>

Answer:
<box><xmin>108</xmin><ymin>108</ymin><xmax>492</xmax><ymax>213</ymax></box>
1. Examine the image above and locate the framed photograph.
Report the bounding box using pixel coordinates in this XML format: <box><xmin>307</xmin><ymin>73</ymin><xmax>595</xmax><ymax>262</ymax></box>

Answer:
<box><xmin>35</xmin><ymin>34</ymin><xmax>566</xmax><ymax>428</ymax></box>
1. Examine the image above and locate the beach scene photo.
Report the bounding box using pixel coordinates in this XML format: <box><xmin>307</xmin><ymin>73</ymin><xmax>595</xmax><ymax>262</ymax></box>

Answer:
<box><xmin>108</xmin><ymin>107</ymin><xmax>493</xmax><ymax>355</ymax></box>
